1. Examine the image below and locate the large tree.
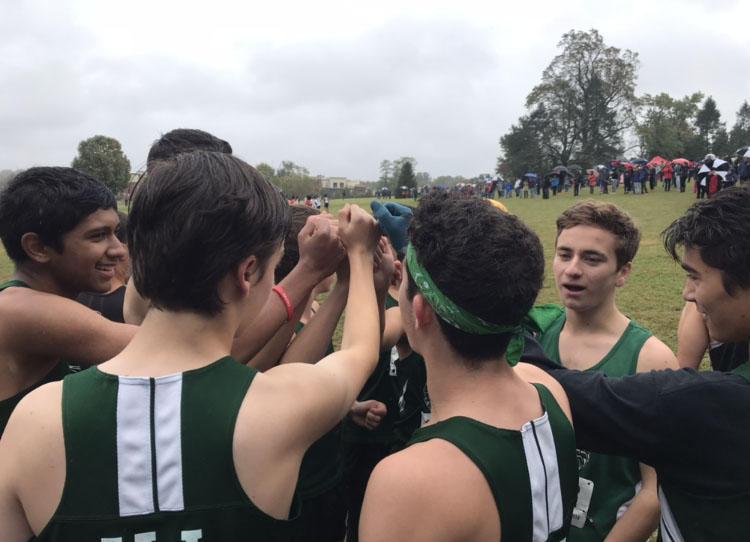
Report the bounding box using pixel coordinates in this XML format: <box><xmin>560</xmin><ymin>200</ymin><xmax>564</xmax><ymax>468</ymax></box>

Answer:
<box><xmin>276</xmin><ymin>160</ymin><xmax>309</xmax><ymax>177</ymax></box>
<box><xmin>396</xmin><ymin>160</ymin><xmax>417</xmax><ymax>190</ymax></box>
<box><xmin>256</xmin><ymin>162</ymin><xmax>276</xmax><ymax>181</ymax></box>
<box><xmin>71</xmin><ymin>135</ymin><xmax>131</xmax><ymax>195</ymax></box>
<box><xmin>497</xmin><ymin>105</ymin><xmax>550</xmax><ymax>178</ymax></box>
<box><xmin>524</xmin><ymin>29</ymin><xmax>640</xmax><ymax>166</ymax></box>
<box><xmin>636</xmin><ymin>92</ymin><xmax>703</xmax><ymax>159</ymax></box>
<box><xmin>729</xmin><ymin>100</ymin><xmax>750</xmax><ymax>152</ymax></box>
<box><xmin>694</xmin><ymin>96</ymin><xmax>724</xmax><ymax>153</ymax></box>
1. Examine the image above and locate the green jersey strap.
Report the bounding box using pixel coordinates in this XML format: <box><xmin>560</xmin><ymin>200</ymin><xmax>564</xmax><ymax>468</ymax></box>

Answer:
<box><xmin>407</xmin><ymin>384</ymin><xmax>577</xmax><ymax>541</ymax></box>
<box><xmin>730</xmin><ymin>362</ymin><xmax>750</xmax><ymax>383</ymax></box>
<box><xmin>0</xmin><ymin>280</ymin><xmax>30</xmax><ymax>290</ymax></box>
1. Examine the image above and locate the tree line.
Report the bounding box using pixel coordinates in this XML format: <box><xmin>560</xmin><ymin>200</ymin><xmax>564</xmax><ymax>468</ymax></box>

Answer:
<box><xmin>497</xmin><ymin>29</ymin><xmax>750</xmax><ymax>180</ymax></box>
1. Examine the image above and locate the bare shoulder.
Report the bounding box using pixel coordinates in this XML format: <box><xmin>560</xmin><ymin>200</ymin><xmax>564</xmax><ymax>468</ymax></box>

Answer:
<box><xmin>514</xmin><ymin>362</ymin><xmax>572</xmax><ymax>421</ymax></box>
<box><xmin>0</xmin><ymin>381</ymin><xmax>66</xmax><ymax>534</ymax></box>
<box><xmin>3</xmin><ymin>381</ymin><xmax>64</xmax><ymax>448</ymax></box>
<box><xmin>637</xmin><ymin>336</ymin><xmax>678</xmax><ymax>372</ymax></box>
<box><xmin>360</xmin><ymin>440</ymin><xmax>498</xmax><ymax>541</ymax></box>
<box><xmin>1</xmin><ymin>381</ymin><xmax>64</xmax><ymax>477</ymax></box>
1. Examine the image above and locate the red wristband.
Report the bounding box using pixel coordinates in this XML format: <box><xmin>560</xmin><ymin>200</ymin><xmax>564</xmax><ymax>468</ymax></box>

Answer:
<box><xmin>272</xmin><ymin>286</ymin><xmax>294</xmax><ymax>323</ymax></box>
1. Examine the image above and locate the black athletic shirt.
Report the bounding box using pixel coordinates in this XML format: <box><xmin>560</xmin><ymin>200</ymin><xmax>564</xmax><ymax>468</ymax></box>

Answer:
<box><xmin>77</xmin><ymin>285</ymin><xmax>126</xmax><ymax>323</ymax></box>
<box><xmin>521</xmin><ymin>335</ymin><xmax>750</xmax><ymax>541</ymax></box>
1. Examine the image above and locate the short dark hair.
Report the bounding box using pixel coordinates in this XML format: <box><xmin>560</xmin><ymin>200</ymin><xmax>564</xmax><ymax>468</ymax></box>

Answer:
<box><xmin>128</xmin><ymin>151</ymin><xmax>290</xmax><ymax>316</ymax></box>
<box><xmin>556</xmin><ymin>200</ymin><xmax>641</xmax><ymax>270</ymax></box>
<box><xmin>0</xmin><ymin>167</ymin><xmax>116</xmax><ymax>263</ymax></box>
<box><xmin>662</xmin><ymin>185</ymin><xmax>750</xmax><ymax>294</ymax></box>
<box><xmin>146</xmin><ymin>129</ymin><xmax>232</xmax><ymax>170</ymax></box>
<box><xmin>275</xmin><ymin>205</ymin><xmax>319</xmax><ymax>283</ymax></box>
<box><xmin>405</xmin><ymin>191</ymin><xmax>544</xmax><ymax>367</ymax></box>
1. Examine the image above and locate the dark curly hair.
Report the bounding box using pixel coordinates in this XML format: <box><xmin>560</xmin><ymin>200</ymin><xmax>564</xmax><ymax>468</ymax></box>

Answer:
<box><xmin>662</xmin><ymin>185</ymin><xmax>750</xmax><ymax>295</ymax></box>
<box><xmin>405</xmin><ymin>191</ymin><xmax>545</xmax><ymax>367</ymax></box>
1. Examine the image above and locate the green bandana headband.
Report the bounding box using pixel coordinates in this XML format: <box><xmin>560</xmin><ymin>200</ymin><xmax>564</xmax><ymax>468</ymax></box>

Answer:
<box><xmin>406</xmin><ymin>243</ymin><xmax>562</xmax><ymax>366</ymax></box>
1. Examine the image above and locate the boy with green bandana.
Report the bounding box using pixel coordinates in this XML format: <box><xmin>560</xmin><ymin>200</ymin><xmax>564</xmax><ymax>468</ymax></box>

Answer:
<box><xmin>0</xmin><ymin>152</ymin><xmax>386</xmax><ymax>541</ymax></box>
<box><xmin>360</xmin><ymin>192</ymin><xmax>578</xmax><ymax>542</ymax></box>
<box><xmin>0</xmin><ymin>167</ymin><xmax>136</xmax><ymax>437</ymax></box>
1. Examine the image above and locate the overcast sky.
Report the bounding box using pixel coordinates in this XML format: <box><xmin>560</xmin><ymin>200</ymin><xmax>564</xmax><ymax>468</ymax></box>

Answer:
<box><xmin>1</xmin><ymin>0</ymin><xmax>747</xmax><ymax>180</ymax></box>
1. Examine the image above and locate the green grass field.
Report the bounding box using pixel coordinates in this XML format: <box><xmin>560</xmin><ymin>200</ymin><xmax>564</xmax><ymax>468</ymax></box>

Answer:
<box><xmin>0</xmin><ymin>186</ymin><xmax>698</xmax><ymax>355</ymax></box>
<box><xmin>327</xmin><ymin>187</ymin><xmax>697</xmax><ymax>355</ymax></box>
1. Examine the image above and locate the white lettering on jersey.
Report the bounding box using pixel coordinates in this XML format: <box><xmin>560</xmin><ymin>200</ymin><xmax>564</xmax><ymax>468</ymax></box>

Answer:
<box><xmin>182</xmin><ymin>530</ymin><xmax>203</xmax><ymax>542</ymax></box>
<box><xmin>100</xmin><ymin>530</ymin><xmax>202</xmax><ymax>542</ymax></box>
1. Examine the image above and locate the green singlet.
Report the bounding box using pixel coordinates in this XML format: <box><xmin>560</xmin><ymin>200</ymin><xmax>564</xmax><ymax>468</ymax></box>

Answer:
<box><xmin>34</xmin><ymin>357</ymin><xmax>299</xmax><ymax>541</ymax></box>
<box><xmin>0</xmin><ymin>280</ymin><xmax>74</xmax><ymax>437</ymax></box>
<box><xmin>537</xmin><ymin>307</ymin><xmax>652</xmax><ymax>542</ymax></box>
<box><xmin>407</xmin><ymin>384</ymin><xmax>577</xmax><ymax>541</ymax></box>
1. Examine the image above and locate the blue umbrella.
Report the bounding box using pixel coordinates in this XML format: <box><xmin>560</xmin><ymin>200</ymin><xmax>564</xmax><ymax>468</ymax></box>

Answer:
<box><xmin>523</xmin><ymin>173</ymin><xmax>537</xmax><ymax>178</ymax></box>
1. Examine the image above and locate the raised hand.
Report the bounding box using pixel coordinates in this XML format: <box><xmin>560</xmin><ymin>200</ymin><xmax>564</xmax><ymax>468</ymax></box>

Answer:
<box><xmin>338</xmin><ymin>204</ymin><xmax>380</xmax><ymax>257</ymax></box>
<box><xmin>370</xmin><ymin>200</ymin><xmax>413</xmax><ymax>258</ymax></box>
<box><xmin>373</xmin><ymin>237</ymin><xmax>396</xmax><ymax>296</ymax></box>
<box><xmin>348</xmin><ymin>400</ymin><xmax>387</xmax><ymax>431</ymax></box>
<box><xmin>297</xmin><ymin>214</ymin><xmax>346</xmax><ymax>283</ymax></box>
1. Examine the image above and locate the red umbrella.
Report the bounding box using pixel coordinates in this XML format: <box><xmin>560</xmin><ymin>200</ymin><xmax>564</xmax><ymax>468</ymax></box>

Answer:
<box><xmin>647</xmin><ymin>156</ymin><xmax>667</xmax><ymax>168</ymax></box>
<box><xmin>672</xmin><ymin>158</ymin><xmax>690</xmax><ymax>166</ymax></box>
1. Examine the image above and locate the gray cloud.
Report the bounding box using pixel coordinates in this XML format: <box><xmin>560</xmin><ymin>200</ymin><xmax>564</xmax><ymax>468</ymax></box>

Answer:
<box><xmin>1</xmin><ymin>1</ymin><xmax>748</xmax><ymax>180</ymax></box>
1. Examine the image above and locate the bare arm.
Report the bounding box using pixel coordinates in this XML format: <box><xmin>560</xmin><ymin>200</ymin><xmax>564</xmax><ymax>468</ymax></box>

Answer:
<box><xmin>597</xmin><ymin>335</ymin><xmax>676</xmax><ymax>540</ymax></box>
<box><xmin>676</xmin><ymin>302</ymin><xmax>709</xmax><ymax>369</ymax></box>
<box><xmin>261</xmin><ymin>205</ymin><xmax>384</xmax><ymax>443</ymax></box>
<box><xmin>244</xmin><ymin>296</ymin><xmax>308</xmax><ymax>371</ymax></box>
<box><xmin>381</xmin><ymin>307</ymin><xmax>405</xmax><ymax>351</ymax></box>
<box><xmin>603</xmin><ymin>463</ymin><xmax>660</xmax><ymax>542</ymax></box>
<box><xmin>1</xmin><ymin>290</ymin><xmax>136</xmax><ymax>367</ymax></box>
<box><xmin>279</xmin><ymin>278</ymin><xmax>348</xmax><ymax>365</ymax></box>
<box><xmin>636</xmin><ymin>336</ymin><xmax>678</xmax><ymax>372</ymax></box>
<box><xmin>232</xmin><ymin>215</ymin><xmax>345</xmax><ymax>364</ymax></box>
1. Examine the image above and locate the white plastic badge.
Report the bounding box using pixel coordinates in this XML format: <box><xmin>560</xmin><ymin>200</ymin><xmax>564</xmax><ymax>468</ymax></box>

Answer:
<box><xmin>421</xmin><ymin>411</ymin><xmax>431</xmax><ymax>426</ymax></box>
<box><xmin>571</xmin><ymin>477</ymin><xmax>594</xmax><ymax>529</ymax></box>
<box><xmin>389</xmin><ymin>347</ymin><xmax>398</xmax><ymax>376</ymax></box>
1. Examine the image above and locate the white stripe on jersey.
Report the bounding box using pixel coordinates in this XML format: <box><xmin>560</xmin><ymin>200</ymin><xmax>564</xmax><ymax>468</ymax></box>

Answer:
<box><xmin>521</xmin><ymin>411</ymin><xmax>564</xmax><ymax>542</ymax></box>
<box><xmin>116</xmin><ymin>374</ymin><xmax>185</xmax><ymax>516</ymax></box>
<box><xmin>659</xmin><ymin>486</ymin><xmax>685</xmax><ymax>542</ymax></box>
<box><xmin>116</xmin><ymin>377</ymin><xmax>155</xmax><ymax>516</ymax></box>
<box><xmin>154</xmin><ymin>374</ymin><xmax>185</xmax><ymax>511</ymax></box>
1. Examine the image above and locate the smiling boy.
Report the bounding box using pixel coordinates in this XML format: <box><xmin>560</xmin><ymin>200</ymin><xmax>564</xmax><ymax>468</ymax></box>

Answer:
<box><xmin>0</xmin><ymin>152</ymin><xmax>385</xmax><ymax>541</ymax></box>
<box><xmin>525</xmin><ymin>186</ymin><xmax>750</xmax><ymax>541</ymax></box>
<box><xmin>0</xmin><ymin>167</ymin><xmax>136</xmax><ymax>437</ymax></box>
<box><xmin>536</xmin><ymin>200</ymin><xmax>676</xmax><ymax>542</ymax></box>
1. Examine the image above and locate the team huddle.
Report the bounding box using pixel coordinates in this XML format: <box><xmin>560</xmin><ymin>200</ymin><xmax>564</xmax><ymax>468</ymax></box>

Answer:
<box><xmin>1</xmin><ymin>129</ymin><xmax>750</xmax><ymax>542</ymax></box>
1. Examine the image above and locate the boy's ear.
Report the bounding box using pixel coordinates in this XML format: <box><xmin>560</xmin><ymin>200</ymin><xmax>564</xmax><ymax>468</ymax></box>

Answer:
<box><xmin>615</xmin><ymin>261</ymin><xmax>632</xmax><ymax>288</ymax></box>
<box><xmin>235</xmin><ymin>256</ymin><xmax>259</xmax><ymax>296</ymax></box>
<box><xmin>20</xmin><ymin>233</ymin><xmax>53</xmax><ymax>263</ymax></box>
<box><xmin>413</xmin><ymin>293</ymin><xmax>435</xmax><ymax>329</ymax></box>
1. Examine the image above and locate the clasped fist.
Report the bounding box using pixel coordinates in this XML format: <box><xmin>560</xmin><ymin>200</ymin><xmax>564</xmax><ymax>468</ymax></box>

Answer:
<box><xmin>297</xmin><ymin>214</ymin><xmax>346</xmax><ymax>282</ymax></box>
<box><xmin>337</xmin><ymin>204</ymin><xmax>381</xmax><ymax>256</ymax></box>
